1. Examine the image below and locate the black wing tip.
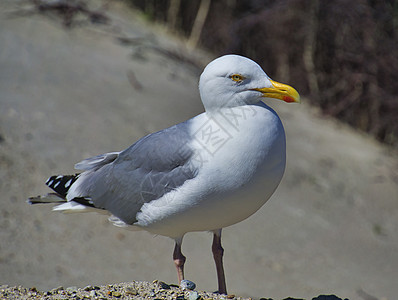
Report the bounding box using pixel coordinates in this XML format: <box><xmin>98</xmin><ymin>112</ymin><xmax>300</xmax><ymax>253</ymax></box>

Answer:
<box><xmin>46</xmin><ymin>174</ymin><xmax>80</xmax><ymax>197</ymax></box>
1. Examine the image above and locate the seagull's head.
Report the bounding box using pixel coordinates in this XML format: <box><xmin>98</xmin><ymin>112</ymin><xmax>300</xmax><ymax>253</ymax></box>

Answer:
<box><xmin>199</xmin><ymin>55</ymin><xmax>300</xmax><ymax>112</ymax></box>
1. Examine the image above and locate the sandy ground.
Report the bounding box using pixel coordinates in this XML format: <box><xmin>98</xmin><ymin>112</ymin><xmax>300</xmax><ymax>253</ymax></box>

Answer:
<box><xmin>1</xmin><ymin>1</ymin><xmax>398</xmax><ymax>299</ymax></box>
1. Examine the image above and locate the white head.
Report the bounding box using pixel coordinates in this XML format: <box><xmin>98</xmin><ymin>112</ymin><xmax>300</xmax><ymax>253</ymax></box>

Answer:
<box><xmin>199</xmin><ymin>55</ymin><xmax>300</xmax><ymax>112</ymax></box>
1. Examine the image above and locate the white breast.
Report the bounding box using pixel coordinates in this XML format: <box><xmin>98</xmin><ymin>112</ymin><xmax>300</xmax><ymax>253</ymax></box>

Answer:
<box><xmin>135</xmin><ymin>103</ymin><xmax>286</xmax><ymax>238</ymax></box>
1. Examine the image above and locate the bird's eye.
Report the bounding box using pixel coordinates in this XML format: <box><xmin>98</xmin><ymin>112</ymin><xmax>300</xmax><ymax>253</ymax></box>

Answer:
<box><xmin>230</xmin><ymin>74</ymin><xmax>244</xmax><ymax>82</ymax></box>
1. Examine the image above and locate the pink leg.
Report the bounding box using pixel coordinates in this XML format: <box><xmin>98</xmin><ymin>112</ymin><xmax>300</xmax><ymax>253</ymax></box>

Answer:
<box><xmin>173</xmin><ymin>237</ymin><xmax>186</xmax><ymax>284</ymax></box>
<box><xmin>212</xmin><ymin>229</ymin><xmax>227</xmax><ymax>294</ymax></box>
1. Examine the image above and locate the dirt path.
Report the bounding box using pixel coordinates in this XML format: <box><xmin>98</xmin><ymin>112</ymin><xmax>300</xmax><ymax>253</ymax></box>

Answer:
<box><xmin>1</xmin><ymin>1</ymin><xmax>397</xmax><ymax>299</ymax></box>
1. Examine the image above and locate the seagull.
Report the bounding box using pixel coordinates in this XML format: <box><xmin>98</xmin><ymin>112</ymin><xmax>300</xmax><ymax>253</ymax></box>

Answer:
<box><xmin>28</xmin><ymin>54</ymin><xmax>300</xmax><ymax>294</ymax></box>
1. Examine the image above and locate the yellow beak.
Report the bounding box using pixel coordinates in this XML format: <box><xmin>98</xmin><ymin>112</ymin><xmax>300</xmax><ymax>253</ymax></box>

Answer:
<box><xmin>253</xmin><ymin>79</ymin><xmax>301</xmax><ymax>103</ymax></box>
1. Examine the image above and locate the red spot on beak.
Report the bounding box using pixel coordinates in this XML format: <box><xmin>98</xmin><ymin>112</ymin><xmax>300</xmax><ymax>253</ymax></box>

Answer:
<box><xmin>283</xmin><ymin>96</ymin><xmax>295</xmax><ymax>103</ymax></box>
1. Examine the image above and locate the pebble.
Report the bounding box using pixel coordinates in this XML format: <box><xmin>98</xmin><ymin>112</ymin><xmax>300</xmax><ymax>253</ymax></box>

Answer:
<box><xmin>188</xmin><ymin>291</ymin><xmax>200</xmax><ymax>300</ymax></box>
<box><xmin>176</xmin><ymin>294</ymin><xmax>185</xmax><ymax>300</ymax></box>
<box><xmin>66</xmin><ymin>286</ymin><xmax>78</xmax><ymax>293</ymax></box>
<box><xmin>112</xmin><ymin>291</ymin><xmax>122</xmax><ymax>298</ymax></box>
<box><xmin>125</xmin><ymin>286</ymin><xmax>138</xmax><ymax>295</ymax></box>
<box><xmin>84</xmin><ymin>285</ymin><xmax>99</xmax><ymax>291</ymax></box>
<box><xmin>159</xmin><ymin>281</ymin><xmax>171</xmax><ymax>290</ymax></box>
<box><xmin>180</xmin><ymin>279</ymin><xmax>196</xmax><ymax>290</ymax></box>
<box><xmin>53</xmin><ymin>286</ymin><xmax>64</xmax><ymax>293</ymax></box>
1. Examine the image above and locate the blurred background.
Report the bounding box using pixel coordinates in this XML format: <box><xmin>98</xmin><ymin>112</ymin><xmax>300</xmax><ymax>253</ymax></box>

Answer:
<box><xmin>1</xmin><ymin>0</ymin><xmax>397</xmax><ymax>299</ymax></box>
<box><xmin>131</xmin><ymin>0</ymin><xmax>398</xmax><ymax>148</ymax></box>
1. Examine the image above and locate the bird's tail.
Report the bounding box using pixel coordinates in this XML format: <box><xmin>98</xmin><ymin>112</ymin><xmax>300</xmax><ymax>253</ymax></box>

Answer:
<box><xmin>27</xmin><ymin>192</ymin><xmax>67</xmax><ymax>205</ymax></box>
<box><xmin>27</xmin><ymin>173</ymin><xmax>106</xmax><ymax>214</ymax></box>
<box><xmin>27</xmin><ymin>174</ymin><xmax>80</xmax><ymax>205</ymax></box>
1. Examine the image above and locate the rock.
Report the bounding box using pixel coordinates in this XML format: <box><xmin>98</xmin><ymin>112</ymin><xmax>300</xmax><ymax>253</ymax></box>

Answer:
<box><xmin>180</xmin><ymin>279</ymin><xmax>196</xmax><ymax>290</ymax></box>
<box><xmin>159</xmin><ymin>281</ymin><xmax>171</xmax><ymax>290</ymax></box>
<box><xmin>111</xmin><ymin>291</ymin><xmax>122</xmax><ymax>298</ymax></box>
<box><xmin>125</xmin><ymin>287</ymin><xmax>138</xmax><ymax>295</ymax></box>
<box><xmin>188</xmin><ymin>291</ymin><xmax>200</xmax><ymax>300</ymax></box>
<box><xmin>176</xmin><ymin>294</ymin><xmax>185</xmax><ymax>300</ymax></box>
<box><xmin>312</xmin><ymin>295</ymin><xmax>347</xmax><ymax>300</ymax></box>
<box><xmin>66</xmin><ymin>286</ymin><xmax>78</xmax><ymax>293</ymax></box>
<box><xmin>52</xmin><ymin>286</ymin><xmax>64</xmax><ymax>293</ymax></box>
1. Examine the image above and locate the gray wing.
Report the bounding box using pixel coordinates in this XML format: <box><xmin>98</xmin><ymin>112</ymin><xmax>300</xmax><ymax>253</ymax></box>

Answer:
<box><xmin>72</xmin><ymin>120</ymin><xmax>198</xmax><ymax>224</ymax></box>
<box><xmin>74</xmin><ymin>152</ymin><xmax>120</xmax><ymax>171</ymax></box>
